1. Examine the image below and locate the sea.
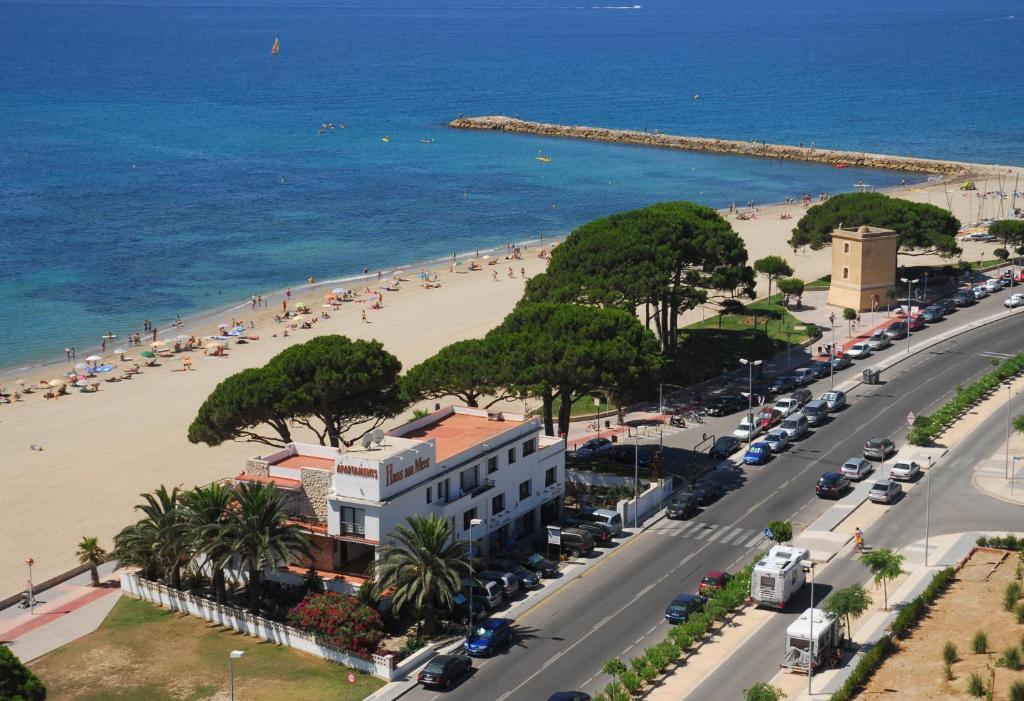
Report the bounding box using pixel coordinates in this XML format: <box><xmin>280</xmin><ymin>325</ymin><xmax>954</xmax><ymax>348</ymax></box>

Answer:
<box><xmin>2</xmin><ymin>0</ymin><xmax>1023</xmax><ymax>371</ymax></box>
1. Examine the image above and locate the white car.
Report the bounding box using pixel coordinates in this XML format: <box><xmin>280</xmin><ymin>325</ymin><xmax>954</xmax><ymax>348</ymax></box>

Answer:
<box><xmin>763</xmin><ymin>428</ymin><xmax>790</xmax><ymax>452</ymax></box>
<box><xmin>733</xmin><ymin>417</ymin><xmax>762</xmax><ymax>441</ymax></box>
<box><xmin>889</xmin><ymin>460</ymin><xmax>921</xmax><ymax>481</ymax></box>
<box><xmin>773</xmin><ymin>398</ymin><xmax>801</xmax><ymax>417</ymax></box>
<box><xmin>1005</xmin><ymin>293</ymin><xmax>1024</xmax><ymax>308</ymax></box>
<box><xmin>972</xmin><ymin>285</ymin><xmax>988</xmax><ymax>300</ymax></box>
<box><xmin>846</xmin><ymin>342</ymin><xmax>872</xmax><ymax>359</ymax></box>
<box><xmin>840</xmin><ymin>457</ymin><xmax>873</xmax><ymax>481</ymax></box>
<box><xmin>985</xmin><ymin>278</ymin><xmax>1004</xmax><ymax>292</ymax></box>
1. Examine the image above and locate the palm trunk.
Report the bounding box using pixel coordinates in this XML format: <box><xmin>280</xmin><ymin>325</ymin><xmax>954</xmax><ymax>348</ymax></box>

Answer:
<box><xmin>89</xmin><ymin>564</ymin><xmax>100</xmax><ymax>587</ymax></box>
<box><xmin>170</xmin><ymin>562</ymin><xmax>182</xmax><ymax>590</ymax></box>
<box><xmin>213</xmin><ymin>569</ymin><xmax>227</xmax><ymax>605</ymax></box>
<box><xmin>248</xmin><ymin>563</ymin><xmax>261</xmax><ymax>614</ymax></box>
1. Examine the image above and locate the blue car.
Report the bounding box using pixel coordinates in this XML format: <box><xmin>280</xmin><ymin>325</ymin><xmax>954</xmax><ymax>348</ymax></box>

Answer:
<box><xmin>665</xmin><ymin>593</ymin><xmax>707</xmax><ymax>623</ymax></box>
<box><xmin>742</xmin><ymin>441</ymin><xmax>772</xmax><ymax>465</ymax></box>
<box><xmin>463</xmin><ymin>618</ymin><xmax>513</xmax><ymax>657</ymax></box>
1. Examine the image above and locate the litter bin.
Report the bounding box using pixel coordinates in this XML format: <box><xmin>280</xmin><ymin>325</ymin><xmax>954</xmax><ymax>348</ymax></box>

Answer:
<box><xmin>862</xmin><ymin>368</ymin><xmax>880</xmax><ymax>385</ymax></box>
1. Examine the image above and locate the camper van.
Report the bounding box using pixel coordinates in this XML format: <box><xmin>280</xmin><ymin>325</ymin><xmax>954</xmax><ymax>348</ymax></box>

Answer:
<box><xmin>750</xmin><ymin>545</ymin><xmax>810</xmax><ymax>609</ymax></box>
<box><xmin>782</xmin><ymin>608</ymin><xmax>845</xmax><ymax>672</ymax></box>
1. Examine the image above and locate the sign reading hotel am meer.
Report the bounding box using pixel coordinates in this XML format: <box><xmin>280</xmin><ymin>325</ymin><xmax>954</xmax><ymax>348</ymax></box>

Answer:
<box><xmin>385</xmin><ymin>456</ymin><xmax>431</xmax><ymax>487</ymax></box>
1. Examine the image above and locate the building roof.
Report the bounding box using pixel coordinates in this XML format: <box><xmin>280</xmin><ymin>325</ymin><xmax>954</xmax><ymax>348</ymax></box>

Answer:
<box><xmin>269</xmin><ymin>454</ymin><xmax>336</xmax><ymax>471</ymax></box>
<box><xmin>398</xmin><ymin>410</ymin><xmax>523</xmax><ymax>462</ymax></box>
<box><xmin>833</xmin><ymin>225</ymin><xmax>897</xmax><ymax>241</ymax></box>
<box><xmin>234</xmin><ymin>472</ymin><xmax>301</xmax><ymax>489</ymax></box>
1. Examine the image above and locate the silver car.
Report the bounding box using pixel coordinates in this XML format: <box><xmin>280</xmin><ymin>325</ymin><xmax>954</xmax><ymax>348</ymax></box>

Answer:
<box><xmin>866</xmin><ymin>331</ymin><xmax>892</xmax><ymax>350</ymax></box>
<box><xmin>868</xmin><ymin>479</ymin><xmax>902</xmax><ymax>504</ymax></box>
<box><xmin>1005</xmin><ymin>293</ymin><xmax>1024</xmax><ymax>308</ymax></box>
<box><xmin>763</xmin><ymin>428</ymin><xmax>790</xmax><ymax>453</ymax></box>
<box><xmin>840</xmin><ymin>457</ymin><xmax>872</xmax><ymax>481</ymax></box>
<box><xmin>846</xmin><ymin>342</ymin><xmax>872</xmax><ymax>359</ymax></box>
<box><xmin>820</xmin><ymin>390</ymin><xmax>847</xmax><ymax>411</ymax></box>
<box><xmin>889</xmin><ymin>460</ymin><xmax>921</xmax><ymax>481</ymax></box>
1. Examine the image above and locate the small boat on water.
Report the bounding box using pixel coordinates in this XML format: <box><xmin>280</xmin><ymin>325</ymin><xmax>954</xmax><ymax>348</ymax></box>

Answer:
<box><xmin>419</xmin><ymin>138</ymin><xmax>434</xmax><ymax>144</ymax></box>
<box><xmin>536</xmin><ymin>155</ymin><xmax>552</xmax><ymax>163</ymax></box>
<box><xmin>271</xmin><ymin>37</ymin><xmax>280</xmax><ymax>55</ymax></box>
<box><xmin>382</xmin><ymin>136</ymin><xmax>391</xmax><ymax>143</ymax></box>
<box><xmin>834</xmin><ymin>163</ymin><xmax>849</xmax><ymax>169</ymax></box>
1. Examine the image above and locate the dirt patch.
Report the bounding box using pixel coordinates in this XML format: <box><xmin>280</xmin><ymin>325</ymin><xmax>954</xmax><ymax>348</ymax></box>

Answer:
<box><xmin>857</xmin><ymin>548</ymin><xmax>1024</xmax><ymax>700</ymax></box>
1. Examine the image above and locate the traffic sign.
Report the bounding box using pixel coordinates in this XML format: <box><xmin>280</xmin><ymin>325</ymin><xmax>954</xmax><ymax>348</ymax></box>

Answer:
<box><xmin>906</xmin><ymin>411</ymin><xmax>916</xmax><ymax>428</ymax></box>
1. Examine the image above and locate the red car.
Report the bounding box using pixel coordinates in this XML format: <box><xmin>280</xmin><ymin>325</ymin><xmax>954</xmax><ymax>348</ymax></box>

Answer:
<box><xmin>698</xmin><ymin>570</ymin><xmax>733</xmax><ymax>595</ymax></box>
<box><xmin>755</xmin><ymin>408</ymin><xmax>782</xmax><ymax>429</ymax></box>
<box><xmin>907</xmin><ymin>314</ymin><xmax>925</xmax><ymax>331</ymax></box>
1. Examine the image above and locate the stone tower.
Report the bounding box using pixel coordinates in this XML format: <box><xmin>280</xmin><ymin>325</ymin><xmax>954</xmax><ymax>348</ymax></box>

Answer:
<box><xmin>826</xmin><ymin>225</ymin><xmax>899</xmax><ymax>312</ymax></box>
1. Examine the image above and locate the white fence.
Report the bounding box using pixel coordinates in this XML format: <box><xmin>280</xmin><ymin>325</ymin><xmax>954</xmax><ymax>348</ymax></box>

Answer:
<box><xmin>120</xmin><ymin>573</ymin><xmax>430</xmax><ymax>680</ymax></box>
<box><xmin>617</xmin><ymin>477</ymin><xmax>673</xmax><ymax>526</ymax></box>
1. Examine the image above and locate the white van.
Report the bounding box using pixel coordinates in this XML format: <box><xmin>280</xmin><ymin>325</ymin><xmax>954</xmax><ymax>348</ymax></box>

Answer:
<box><xmin>779</xmin><ymin>413</ymin><xmax>809</xmax><ymax>440</ymax></box>
<box><xmin>750</xmin><ymin>545</ymin><xmax>809</xmax><ymax>609</ymax></box>
<box><xmin>578</xmin><ymin>508</ymin><xmax>623</xmax><ymax>536</ymax></box>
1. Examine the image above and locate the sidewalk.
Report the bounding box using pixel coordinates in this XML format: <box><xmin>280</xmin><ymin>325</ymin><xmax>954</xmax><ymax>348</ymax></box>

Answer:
<box><xmin>0</xmin><ymin>562</ymin><xmax>121</xmax><ymax>663</ymax></box>
<box><xmin>971</xmin><ymin>381</ymin><xmax>1024</xmax><ymax>506</ymax></box>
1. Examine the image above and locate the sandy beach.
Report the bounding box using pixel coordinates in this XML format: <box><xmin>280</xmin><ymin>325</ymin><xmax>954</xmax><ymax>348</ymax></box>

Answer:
<box><xmin>0</xmin><ymin>168</ymin><xmax>1018</xmax><ymax>596</ymax></box>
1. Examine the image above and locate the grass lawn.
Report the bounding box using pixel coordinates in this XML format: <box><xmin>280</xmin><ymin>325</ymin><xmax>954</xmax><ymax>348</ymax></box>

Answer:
<box><xmin>689</xmin><ymin>294</ymin><xmax>813</xmax><ymax>345</ymax></box>
<box><xmin>29</xmin><ymin>597</ymin><xmax>384</xmax><ymax>701</ymax></box>
<box><xmin>549</xmin><ymin>393</ymin><xmax>620</xmax><ymax>419</ymax></box>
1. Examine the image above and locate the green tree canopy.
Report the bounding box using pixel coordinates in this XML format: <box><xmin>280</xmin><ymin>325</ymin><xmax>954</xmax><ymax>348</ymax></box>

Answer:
<box><xmin>861</xmin><ymin>548</ymin><xmax>907</xmax><ymax>610</ymax></box>
<box><xmin>76</xmin><ymin>536</ymin><xmax>107</xmax><ymax>587</ymax></box>
<box><xmin>778</xmin><ymin>277</ymin><xmax>805</xmax><ymax>305</ymax></box>
<box><xmin>524</xmin><ymin>201</ymin><xmax>755</xmax><ymax>352</ymax></box>
<box><xmin>753</xmin><ymin>256</ymin><xmax>794</xmax><ymax>302</ymax></box>
<box><xmin>402</xmin><ymin>337</ymin><xmax>512</xmax><ymax>408</ymax></box>
<box><xmin>823</xmin><ymin>583</ymin><xmax>872</xmax><ymax>634</ymax></box>
<box><xmin>789</xmin><ymin>192</ymin><xmax>961</xmax><ymax>257</ymax></box>
<box><xmin>188</xmin><ymin>335</ymin><xmax>408</xmax><ymax>448</ymax></box>
<box><xmin>0</xmin><ymin>646</ymin><xmax>46</xmax><ymax>701</ymax></box>
<box><xmin>989</xmin><ymin>220</ymin><xmax>1024</xmax><ymax>248</ymax></box>
<box><xmin>491</xmin><ymin>302</ymin><xmax>662</xmax><ymax>436</ymax></box>
<box><xmin>744</xmin><ymin>682</ymin><xmax>786</xmax><ymax>701</ymax></box>
<box><xmin>766</xmin><ymin>520</ymin><xmax>793</xmax><ymax>544</ymax></box>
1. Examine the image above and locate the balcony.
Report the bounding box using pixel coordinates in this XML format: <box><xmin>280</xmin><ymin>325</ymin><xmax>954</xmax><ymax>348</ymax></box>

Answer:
<box><xmin>338</xmin><ymin>522</ymin><xmax>368</xmax><ymax>540</ymax></box>
<box><xmin>445</xmin><ymin>479</ymin><xmax>496</xmax><ymax>504</ymax></box>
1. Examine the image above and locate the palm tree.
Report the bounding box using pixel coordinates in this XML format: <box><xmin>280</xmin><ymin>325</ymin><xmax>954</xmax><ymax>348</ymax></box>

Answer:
<box><xmin>76</xmin><ymin>536</ymin><xmax>106</xmax><ymax>587</ymax></box>
<box><xmin>861</xmin><ymin>549</ymin><xmax>907</xmax><ymax>611</ymax></box>
<box><xmin>115</xmin><ymin>485</ymin><xmax>189</xmax><ymax>587</ymax></box>
<box><xmin>183</xmin><ymin>483</ymin><xmax>234</xmax><ymax>604</ymax></box>
<box><xmin>224</xmin><ymin>482</ymin><xmax>312</xmax><ymax>614</ymax></box>
<box><xmin>114</xmin><ymin>520</ymin><xmax>161</xmax><ymax>580</ymax></box>
<box><xmin>372</xmin><ymin>514</ymin><xmax>472</xmax><ymax>635</ymax></box>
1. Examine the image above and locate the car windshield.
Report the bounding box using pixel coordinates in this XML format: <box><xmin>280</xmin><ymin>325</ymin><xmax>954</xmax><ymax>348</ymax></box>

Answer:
<box><xmin>701</xmin><ymin>577</ymin><xmax>719</xmax><ymax>585</ymax></box>
<box><xmin>424</xmin><ymin>661</ymin><xmax>446</xmax><ymax>673</ymax></box>
<box><xmin>526</xmin><ymin>553</ymin><xmax>542</xmax><ymax>565</ymax></box>
<box><xmin>474</xmin><ymin>627</ymin><xmax>496</xmax><ymax>638</ymax></box>
<box><xmin>873</xmin><ymin>482</ymin><xmax>889</xmax><ymax>490</ymax></box>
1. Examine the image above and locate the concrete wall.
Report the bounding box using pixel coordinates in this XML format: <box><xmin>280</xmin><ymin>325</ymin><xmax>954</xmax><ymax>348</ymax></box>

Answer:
<box><xmin>617</xmin><ymin>478</ymin><xmax>674</xmax><ymax>526</ymax></box>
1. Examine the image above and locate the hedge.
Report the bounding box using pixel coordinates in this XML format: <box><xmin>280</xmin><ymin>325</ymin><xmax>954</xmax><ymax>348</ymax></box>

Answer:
<box><xmin>828</xmin><ymin>567</ymin><xmax>955</xmax><ymax>701</ymax></box>
<box><xmin>908</xmin><ymin>352</ymin><xmax>1024</xmax><ymax>445</ymax></box>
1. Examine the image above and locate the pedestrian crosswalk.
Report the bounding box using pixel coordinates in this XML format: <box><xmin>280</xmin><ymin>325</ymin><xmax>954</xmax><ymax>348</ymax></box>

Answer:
<box><xmin>648</xmin><ymin>520</ymin><xmax>767</xmax><ymax>548</ymax></box>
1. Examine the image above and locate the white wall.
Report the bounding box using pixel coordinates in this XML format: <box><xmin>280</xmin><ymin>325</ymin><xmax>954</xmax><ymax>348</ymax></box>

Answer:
<box><xmin>617</xmin><ymin>478</ymin><xmax>674</xmax><ymax>527</ymax></box>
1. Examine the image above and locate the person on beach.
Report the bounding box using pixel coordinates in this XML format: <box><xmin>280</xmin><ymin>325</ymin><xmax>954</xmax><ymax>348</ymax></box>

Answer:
<box><xmin>521</xmin><ymin>267</ymin><xmax>526</xmax><ymax>279</ymax></box>
<box><xmin>508</xmin><ymin>267</ymin><xmax>514</xmax><ymax>279</ymax></box>
<box><xmin>101</xmin><ymin>339</ymin><xmax>106</xmax><ymax>352</ymax></box>
<box><xmin>152</xmin><ymin>328</ymin><xmax>157</xmax><ymax>342</ymax></box>
<box><xmin>65</xmin><ymin>348</ymin><xmax>71</xmax><ymax>361</ymax></box>
<box><xmin>493</xmin><ymin>270</ymin><xmax>498</xmax><ymax>282</ymax></box>
<box><xmin>361</xmin><ymin>310</ymin><xmax>368</xmax><ymax>323</ymax></box>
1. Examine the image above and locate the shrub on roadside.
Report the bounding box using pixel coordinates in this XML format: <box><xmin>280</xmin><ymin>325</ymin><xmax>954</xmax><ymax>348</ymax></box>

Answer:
<box><xmin>286</xmin><ymin>591</ymin><xmax>385</xmax><ymax>658</ymax></box>
<box><xmin>998</xmin><ymin>646</ymin><xmax>1023</xmax><ymax>670</ymax></box>
<box><xmin>973</xmin><ymin>631</ymin><xmax>989</xmax><ymax>654</ymax></box>
<box><xmin>943</xmin><ymin>640</ymin><xmax>958</xmax><ymax>665</ymax></box>
<box><xmin>1011</xmin><ymin>680</ymin><xmax>1024</xmax><ymax>701</ymax></box>
<box><xmin>1005</xmin><ymin>582</ymin><xmax>1021</xmax><ymax>611</ymax></box>
<box><xmin>967</xmin><ymin>671</ymin><xmax>986</xmax><ymax>697</ymax></box>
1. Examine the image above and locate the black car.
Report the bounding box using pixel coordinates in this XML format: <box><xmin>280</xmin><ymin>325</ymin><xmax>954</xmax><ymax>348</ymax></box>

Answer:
<box><xmin>608</xmin><ymin>444</ymin><xmax>653</xmax><ymax>468</ymax></box>
<box><xmin>709</xmin><ymin>435</ymin><xmax>742</xmax><ymax>459</ymax></box>
<box><xmin>502</xmin><ymin>551</ymin><xmax>559</xmax><ymax>578</ymax></box>
<box><xmin>830</xmin><ymin>355</ymin><xmax>853</xmax><ymax>371</ymax></box>
<box><xmin>565</xmin><ymin>519</ymin><xmax>613</xmax><ymax>544</ymax></box>
<box><xmin>418</xmin><ymin>654</ymin><xmax>472</xmax><ymax>689</ymax></box>
<box><xmin>666</xmin><ymin>494</ymin><xmax>699</xmax><ymax>519</ymax></box>
<box><xmin>683</xmin><ymin>479</ymin><xmax>722</xmax><ymax>506</ymax></box>
<box><xmin>547</xmin><ymin>694</ymin><xmax>592</xmax><ymax>701</ymax></box>
<box><xmin>809</xmin><ymin>360</ymin><xmax>832</xmax><ymax>379</ymax></box>
<box><xmin>665</xmin><ymin>593</ymin><xmax>708</xmax><ymax>623</ymax></box>
<box><xmin>953</xmin><ymin>290</ymin><xmax>976</xmax><ymax>307</ymax></box>
<box><xmin>737</xmin><ymin>381</ymin><xmax>772</xmax><ymax>401</ymax></box>
<box><xmin>768</xmin><ymin>375</ymin><xmax>798</xmax><ymax>394</ymax></box>
<box><xmin>939</xmin><ymin>298</ymin><xmax>958</xmax><ymax>314</ymax></box>
<box><xmin>885</xmin><ymin>321</ymin><xmax>908</xmax><ymax>339</ymax></box>
<box><xmin>489</xmin><ymin>559</ymin><xmax>540</xmax><ymax>589</ymax></box>
<box><xmin>921</xmin><ymin>305</ymin><xmax>944</xmax><ymax>323</ymax></box>
<box><xmin>704</xmin><ymin>394</ymin><xmax>744</xmax><ymax>417</ymax></box>
<box><xmin>815</xmin><ymin>471</ymin><xmax>850</xmax><ymax>499</ymax></box>
<box><xmin>451</xmin><ymin>592</ymin><xmax>487</xmax><ymax>623</ymax></box>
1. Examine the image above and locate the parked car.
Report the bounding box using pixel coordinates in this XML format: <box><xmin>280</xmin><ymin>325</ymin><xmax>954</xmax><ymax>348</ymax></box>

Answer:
<box><xmin>576</xmin><ymin>508</ymin><xmax>624</xmax><ymax>536</ymax></box>
<box><xmin>463</xmin><ymin>618</ymin><xmax>514</xmax><ymax>657</ymax></box>
<box><xmin>921</xmin><ymin>305</ymin><xmax>945</xmax><ymax>323</ymax></box>
<box><xmin>566</xmin><ymin>520</ymin><xmax>613</xmax><ymax>545</ymax></box>
<box><xmin>768</xmin><ymin>375</ymin><xmax>798</xmax><ymax>394</ymax></box>
<box><xmin>559</xmin><ymin>527</ymin><xmax>596</xmax><ymax>558</ymax></box>
<box><xmin>755</xmin><ymin>407</ymin><xmax>783</xmax><ymax>429</ymax></box>
<box><xmin>684</xmin><ymin>480</ymin><xmax>722</xmax><ymax>506</ymax></box>
<box><xmin>820</xmin><ymin>390</ymin><xmax>847</xmax><ymax>411</ymax></box>
<box><xmin>547</xmin><ymin>694</ymin><xmax>592</xmax><ymax>701</ymax></box>
<box><xmin>939</xmin><ymin>298</ymin><xmax>958</xmax><ymax>314</ymax></box>
<box><xmin>608</xmin><ymin>444</ymin><xmax>653</xmax><ymax>468</ymax></box>
<box><xmin>779</xmin><ymin>413</ymin><xmax>809</xmax><ymax>440</ymax></box>
<box><xmin>831</xmin><ymin>355</ymin><xmax>853</xmax><ymax>371</ymax></box>
<box><xmin>418</xmin><ymin>654</ymin><xmax>472</xmax><ymax>689</ymax></box>
<box><xmin>868</xmin><ymin>479</ymin><xmax>903</xmax><ymax>504</ymax></box>
<box><xmin>709</xmin><ymin>435</ymin><xmax>742</xmax><ymax>459</ymax></box>
<box><xmin>793</xmin><ymin>368</ymin><xmax>816</xmax><ymax>386</ymax></box>
<box><xmin>502</xmin><ymin>551</ymin><xmax>558</xmax><ymax>578</ymax></box>
<box><xmin>809</xmin><ymin>360</ymin><xmax>832</xmax><ymax>379</ymax></box>
<box><xmin>664</xmin><ymin>593</ymin><xmax>707</xmax><ymax>623</ymax></box>
<box><xmin>890</xmin><ymin>459</ymin><xmax>921</xmax><ymax>481</ymax></box>
<box><xmin>704</xmin><ymin>394</ymin><xmax>744</xmax><ymax>416</ymax></box>
<box><xmin>972</xmin><ymin>285</ymin><xmax>988</xmax><ymax>300</ymax></box>
<box><xmin>791</xmin><ymin>388</ymin><xmax>813</xmax><ymax>406</ymax></box>
<box><xmin>477</xmin><ymin>570</ymin><xmax>521</xmax><ymax>598</ymax></box>
<box><xmin>953</xmin><ymin>290</ymin><xmax>976</xmax><ymax>307</ymax></box>
<box><xmin>463</xmin><ymin>579</ymin><xmax>504</xmax><ymax>609</ymax></box>
<box><xmin>863</xmin><ymin>437</ymin><xmax>896</xmax><ymax>461</ymax></box>
<box><xmin>666</xmin><ymin>494</ymin><xmax>699</xmax><ymax>520</ymax></box>
<box><xmin>763</xmin><ymin>428</ymin><xmax>790</xmax><ymax>453</ymax></box>
<box><xmin>773</xmin><ymin>397</ymin><xmax>801</xmax><ymax>417</ymax></box>
<box><xmin>451</xmin><ymin>592</ymin><xmax>486</xmax><ymax>624</ymax></box>
<box><xmin>840</xmin><ymin>457</ymin><xmax>872</xmax><ymax>481</ymax></box>
<box><xmin>802</xmin><ymin>400</ymin><xmax>830</xmax><ymax>427</ymax></box>
<box><xmin>1005</xmin><ymin>293</ymin><xmax>1024</xmax><ymax>308</ymax></box>
<box><xmin>816</xmin><ymin>471</ymin><xmax>851</xmax><ymax>499</ymax></box>
<box><xmin>574</xmin><ymin>437</ymin><xmax>612</xmax><ymax>458</ymax></box>
<box><xmin>488</xmin><ymin>559</ymin><xmax>540</xmax><ymax>589</ymax></box>
<box><xmin>846</xmin><ymin>342</ymin><xmax>872</xmax><ymax>359</ymax></box>
<box><xmin>885</xmin><ymin>321</ymin><xmax>909</xmax><ymax>339</ymax></box>
<box><xmin>907</xmin><ymin>314</ymin><xmax>925</xmax><ymax>331</ymax></box>
<box><xmin>866</xmin><ymin>330</ymin><xmax>892</xmax><ymax>350</ymax></box>
<box><xmin>743</xmin><ymin>441</ymin><xmax>772</xmax><ymax>465</ymax></box>
<box><xmin>733</xmin><ymin>417</ymin><xmax>762</xmax><ymax>441</ymax></box>
<box><xmin>698</xmin><ymin>570</ymin><xmax>733</xmax><ymax>595</ymax></box>
<box><xmin>985</xmin><ymin>278</ymin><xmax>1004</xmax><ymax>292</ymax></box>
<box><xmin>738</xmin><ymin>381</ymin><xmax>773</xmax><ymax>401</ymax></box>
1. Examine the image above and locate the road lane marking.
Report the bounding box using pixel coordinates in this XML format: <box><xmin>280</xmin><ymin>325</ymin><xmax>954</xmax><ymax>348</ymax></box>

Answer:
<box><xmin>692</xmin><ymin>524</ymin><xmax>717</xmax><ymax>540</ymax></box>
<box><xmin>745</xmin><ymin>533</ymin><xmax>765</xmax><ymax>547</ymax></box>
<box><xmin>705</xmin><ymin>527</ymin><xmax>727</xmax><ymax>543</ymax></box>
<box><xmin>720</xmin><ymin>526</ymin><xmax>745</xmax><ymax>544</ymax></box>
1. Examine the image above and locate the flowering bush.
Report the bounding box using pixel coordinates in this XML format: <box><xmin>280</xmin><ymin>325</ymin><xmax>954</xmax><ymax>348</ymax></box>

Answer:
<box><xmin>287</xmin><ymin>592</ymin><xmax>385</xmax><ymax>658</ymax></box>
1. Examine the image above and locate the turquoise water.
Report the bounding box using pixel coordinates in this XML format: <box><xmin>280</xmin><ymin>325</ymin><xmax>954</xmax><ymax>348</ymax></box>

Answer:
<box><xmin>1</xmin><ymin>0</ymin><xmax>1022</xmax><ymax>369</ymax></box>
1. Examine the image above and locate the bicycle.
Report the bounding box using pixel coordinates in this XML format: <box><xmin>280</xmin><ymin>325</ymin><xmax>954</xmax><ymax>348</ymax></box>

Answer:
<box><xmin>585</xmin><ymin>421</ymin><xmax>599</xmax><ymax>432</ymax></box>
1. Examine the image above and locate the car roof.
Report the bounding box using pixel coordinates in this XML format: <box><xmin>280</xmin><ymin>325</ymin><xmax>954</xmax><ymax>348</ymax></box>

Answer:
<box><xmin>843</xmin><ymin>457</ymin><xmax>865</xmax><ymax>464</ymax></box>
<box><xmin>820</xmin><ymin>471</ymin><xmax>841</xmax><ymax>479</ymax></box>
<box><xmin>750</xmin><ymin>441</ymin><xmax>770</xmax><ymax>449</ymax></box>
<box><xmin>873</xmin><ymin>479</ymin><xmax>894</xmax><ymax>487</ymax></box>
<box><xmin>434</xmin><ymin>654</ymin><xmax>462</xmax><ymax>663</ymax></box>
<box><xmin>704</xmin><ymin>570</ymin><xmax>728</xmax><ymax>579</ymax></box>
<box><xmin>672</xmin><ymin>593</ymin><xmax>702</xmax><ymax>603</ymax></box>
<box><xmin>479</xmin><ymin>618</ymin><xmax>511</xmax><ymax>630</ymax></box>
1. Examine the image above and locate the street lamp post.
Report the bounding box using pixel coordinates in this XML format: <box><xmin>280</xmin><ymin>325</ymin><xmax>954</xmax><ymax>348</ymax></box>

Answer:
<box><xmin>467</xmin><ymin>518</ymin><xmax>483</xmax><ymax>636</ymax></box>
<box><xmin>739</xmin><ymin>358</ymin><xmax>763</xmax><ymax>444</ymax></box>
<box><xmin>229</xmin><ymin>650</ymin><xmax>244</xmax><ymax>701</ymax></box>
<box><xmin>923</xmin><ymin>272</ymin><xmax>929</xmax><ymax>304</ymax></box>
<box><xmin>829</xmin><ymin>322</ymin><xmax>837</xmax><ymax>390</ymax></box>
<box><xmin>925</xmin><ymin>456</ymin><xmax>932</xmax><ymax>567</ymax></box>
<box><xmin>26</xmin><ymin>558</ymin><xmax>35</xmax><ymax>614</ymax></box>
<box><xmin>633</xmin><ymin>432</ymin><xmax>640</xmax><ymax>528</ymax></box>
<box><xmin>899</xmin><ymin>277</ymin><xmax>919</xmax><ymax>354</ymax></box>
<box><xmin>802</xmin><ymin>560</ymin><xmax>816</xmax><ymax>695</ymax></box>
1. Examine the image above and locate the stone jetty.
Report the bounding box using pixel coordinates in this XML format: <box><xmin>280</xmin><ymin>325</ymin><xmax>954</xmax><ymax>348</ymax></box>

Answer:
<box><xmin>449</xmin><ymin>116</ymin><xmax>1000</xmax><ymax>176</ymax></box>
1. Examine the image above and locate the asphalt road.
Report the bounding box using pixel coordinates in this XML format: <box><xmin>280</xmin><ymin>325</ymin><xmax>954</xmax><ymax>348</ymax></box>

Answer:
<box><xmin>403</xmin><ymin>290</ymin><xmax>1023</xmax><ymax>701</ymax></box>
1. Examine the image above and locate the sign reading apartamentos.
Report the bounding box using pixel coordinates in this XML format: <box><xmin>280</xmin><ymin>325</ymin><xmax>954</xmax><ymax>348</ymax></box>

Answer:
<box><xmin>338</xmin><ymin>464</ymin><xmax>378</xmax><ymax>479</ymax></box>
<box><xmin>385</xmin><ymin>456</ymin><xmax>431</xmax><ymax>486</ymax></box>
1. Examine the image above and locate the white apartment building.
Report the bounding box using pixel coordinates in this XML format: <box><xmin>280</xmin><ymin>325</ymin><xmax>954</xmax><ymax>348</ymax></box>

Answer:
<box><xmin>236</xmin><ymin>405</ymin><xmax>565</xmax><ymax>592</ymax></box>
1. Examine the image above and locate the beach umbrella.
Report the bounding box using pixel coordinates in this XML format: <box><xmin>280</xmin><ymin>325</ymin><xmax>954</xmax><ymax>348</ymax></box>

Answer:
<box><xmin>75</xmin><ymin>380</ymin><xmax>89</xmax><ymax>388</ymax></box>
<box><xmin>150</xmin><ymin>341</ymin><xmax>165</xmax><ymax>348</ymax></box>
<box><xmin>332</xmin><ymin>287</ymin><xmax>349</xmax><ymax>295</ymax></box>
<box><xmin>85</xmin><ymin>355</ymin><xmax>103</xmax><ymax>362</ymax></box>
<box><xmin>140</xmin><ymin>351</ymin><xmax>155</xmax><ymax>358</ymax></box>
<box><xmin>218</xmin><ymin>323</ymin><xmax>229</xmax><ymax>329</ymax></box>
<box><xmin>74</xmin><ymin>362</ymin><xmax>88</xmax><ymax>370</ymax></box>
<box><xmin>113</xmin><ymin>348</ymin><xmax>126</xmax><ymax>355</ymax></box>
